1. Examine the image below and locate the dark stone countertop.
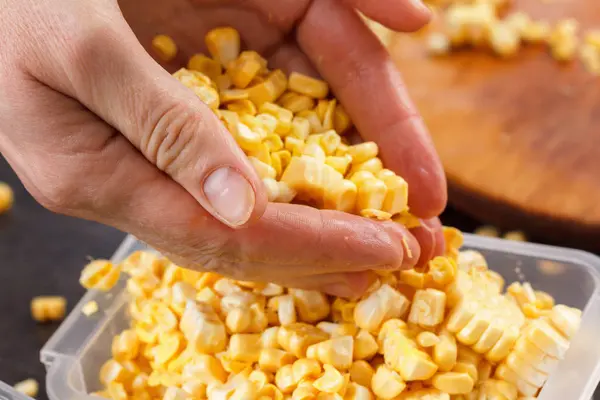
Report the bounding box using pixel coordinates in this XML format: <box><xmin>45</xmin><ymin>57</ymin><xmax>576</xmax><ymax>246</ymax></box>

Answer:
<box><xmin>0</xmin><ymin>156</ymin><xmax>596</xmax><ymax>399</ymax></box>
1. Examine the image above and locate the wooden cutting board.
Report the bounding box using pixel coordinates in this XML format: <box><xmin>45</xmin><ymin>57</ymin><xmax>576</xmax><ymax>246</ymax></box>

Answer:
<box><xmin>385</xmin><ymin>0</ymin><xmax>600</xmax><ymax>248</ymax></box>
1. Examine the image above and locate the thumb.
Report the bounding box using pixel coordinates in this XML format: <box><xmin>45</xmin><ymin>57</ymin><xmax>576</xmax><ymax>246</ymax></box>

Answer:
<box><xmin>45</xmin><ymin>16</ymin><xmax>267</xmax><ymax>229</ymax></box>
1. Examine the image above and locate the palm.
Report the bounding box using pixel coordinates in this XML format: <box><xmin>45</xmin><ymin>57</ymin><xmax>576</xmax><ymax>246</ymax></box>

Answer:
<box><xmin>120</xmin><ymin>0</ymin><xmax>312</xmax><ymax>74</ymax></box>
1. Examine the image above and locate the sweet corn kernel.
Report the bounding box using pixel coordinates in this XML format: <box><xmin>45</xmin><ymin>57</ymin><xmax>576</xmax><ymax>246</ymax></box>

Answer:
<box><xmin>0</xmin><ymin>182</ymin><xmax>14</xmax><ymax>213</ymax></box>
<box><xmin>279</xmin><ymin>92</ymin><xmax>315</xmax><ymax>113</ymax></box>
<box><xmin>313</xmin><ymin>365</ymin><xmax>346</xmax><ymax>394</ymax></box>
<box><xmin>152</xmin><ymin>35</ymin><xmax>178</xmax><ymax>61</ymax></box>
<box><xmin>504</xmin><ymin>231</ymin><xmax>527</xmax><ymax>242</ymax></box>
<box><xmin>187</xmin><ymin>54</ymin><xmax>221</xmax><ymax>81</ymax></box>
<box><xmin>275</xmin><ymin>364</ymin><xmax>298</xmax><ymax>393</ymax></box>
<box><xmin>80</xmin><ymin>260</ymin><xmax>121</xmax><ymax>291</ymax></box>
<box><xmin>354</xmin><ymin>284</ymin><xmax>409</xmax><ymax>333</ymax></box>
<box><xmin>349</xmin><ymin>361</ymin><xmax>375</xmax><ymax>388</ymax></box>
<box><xmin>259</xmin><ymin>348</ymin><xmax>297</xmax><ymax>372</ymax></box>
<box><xmin>323</xmin><ymin>179</ymin><xmax>357</xmax><ymax>213</ymax></box>
<box><xmin>417</xmin><ymin>331</ymin><xmax>440</xmax><ymax>348</ymax></box>
<box><xmin>180</xmin><ymin>301</ymin><xmax>227</xmax><ymax>354</ymax></box>
<box><xmin>292</xmin><ymin>358</ymin><xmax>322</xmax><ymax>382</ymax></box>
<box><xmin>307</xmin><ymin>335</ymin><xmax>354</xmax><ymax>370</ymax></box>
<box><xmin>13</xmin><ymin>379</ymin><xmax>39</xmax><ymax>397</ymax></box>
<box><xmin>288</xmin><ymin>72</ymin><xmax>329</xmax><ymax>99</ymax></box>
<box><xmin>356</xmin><ymin>178</ymin><xmax>387</xmax><ymax>212</ymax></box>
<box><xmin>432</xmin><ymin>372</ymin><xmax>474</xmax><ymax>395</ymax></box>
<box><xmin>278</xmin><ymin>323</ymin><xmax>329</xmax><ymax>358</ymax></box>
<box><xmin>82</xmin><ymin>300</ymin><xmax>99</xmax><ymax>316</ymax></box>
<box><xmin>428</xmin><ymin>257</ymin><xmax>457</xmax><ymax>287</ymax></box>
<box><xmin>372</xmin><ymin>365</ymin><xmax>406</xmax><ymax>399</ymax></box>
<box><xmin>408</xmin><ymin>289</ymin><xmax>446</xmax><ymax>327</ymax></box>
<box><xmin>205</xmin><ymin>27</ymin><xmax>241</xmax><ymax>67</ymax></box>
<box><xmin>31</xmin><ymin>296</ymin><xmax>67</xmax><ymax>322</ymax></box>
<box><xmin>333</xmin><ymin>105</ymin><xmax>351</xmax><ymax>135</ymax></box>
<box><xmin>354</xmin><ymin>330</ymin><xmax>379</xmax><ymax>360</ymax></box>
<box><xmin>474</xmin><ymin>226</ymin><xmax>499</xmax><ymax>237</ymax></box>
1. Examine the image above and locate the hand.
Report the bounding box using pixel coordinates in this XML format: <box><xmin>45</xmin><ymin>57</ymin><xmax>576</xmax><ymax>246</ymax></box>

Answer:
<box><xmin>0</xmin><ymin>0</ymin><xmax>447</xmax><ymax>297</ymax></box>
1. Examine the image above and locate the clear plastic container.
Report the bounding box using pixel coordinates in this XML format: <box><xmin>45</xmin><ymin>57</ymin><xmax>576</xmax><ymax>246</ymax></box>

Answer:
<box><xmin>0</xmin><ymin>382</ymin><xmax>33</xmax><ymax>400</ymax></box>
<box><xmin>40</xmin><ymin>234</ymin><xmax>600</xmax><ymax>400</ymax></box>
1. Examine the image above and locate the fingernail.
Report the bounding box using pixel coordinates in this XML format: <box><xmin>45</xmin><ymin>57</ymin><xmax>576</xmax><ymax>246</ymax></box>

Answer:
<box><xmin>322</xmin><ymin>282</ymin><xmax>355</xmax><ymax>298</ymax></box>
<box><xmin>203</xmin><ymin>167</ymin><xmax>255</xmax><ymax>227</ymax></box>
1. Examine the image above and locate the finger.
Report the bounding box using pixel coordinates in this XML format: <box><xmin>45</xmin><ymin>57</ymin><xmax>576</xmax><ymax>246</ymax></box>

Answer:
<box><xmin>29</xmin><ymin>13</ymin><xmax>265</xmax><ymax>229</ymax></box>
<box><xmin>297</xmin><ymin>0</ymin><xmax>447</xmax><ymax>218</ymax></box>
<box><xmin>410</xmin><ymin>217</ymin><xmax>444</xmax><ymax>267</ymax></box>
<box><xmin>341</xmin><ymin>0</ymin><xmax>431</xmax><ymax>32</ymax></box>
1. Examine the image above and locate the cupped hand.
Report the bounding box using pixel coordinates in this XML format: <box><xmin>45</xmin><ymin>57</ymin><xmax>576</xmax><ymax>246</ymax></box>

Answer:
<box><xmin>0</xmin><ymin>0</ymin><xmax>447</xmax><ymax>297</ymax></box>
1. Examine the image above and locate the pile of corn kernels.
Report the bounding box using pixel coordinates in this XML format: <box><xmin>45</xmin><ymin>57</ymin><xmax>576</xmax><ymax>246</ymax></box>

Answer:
<box><xmin>84</xmin><ymin>27</ymin><xmax>582</xmax><ymax>400</ymax></box>
<box><xmin>367</xmin><ymin>0</ymin><xmax>600</xmax><ymax>76</ymax></box>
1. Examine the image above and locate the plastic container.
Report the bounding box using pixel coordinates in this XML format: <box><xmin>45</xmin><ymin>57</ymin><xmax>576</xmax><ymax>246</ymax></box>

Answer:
<box><xmin>0</xmin><ymin>382</ymin><xmax>33</xmax><ymax>400</ymax></box>
<box><xmin>40</xmin><ymin>234</ymin><xmax>600</xmax><ymax>400</ymax></box>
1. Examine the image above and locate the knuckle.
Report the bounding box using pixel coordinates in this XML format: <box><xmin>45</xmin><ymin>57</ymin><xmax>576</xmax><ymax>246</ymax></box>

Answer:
<box><xmin>143</xmin><ymin>102</ymin><xmax>207</xmax><ymax>173</ymax></box>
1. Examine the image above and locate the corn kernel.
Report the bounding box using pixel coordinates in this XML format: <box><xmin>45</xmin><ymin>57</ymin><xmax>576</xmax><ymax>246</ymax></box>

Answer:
<box><xmin>408</xmin><ymin>289</ymin><xmax>446</xmax><ymax>327</ymax></box>
<box><xmin>292</xmin><ymin>358</ymin><xmax>322</xmax><ymax>382</ymax></box>
<box><xmin>288</xmin><ymin>72</ymin><xmax>329</xmax><ymax>99</ymax></box>
<box><xmin>31</xmin><ymin>296</ymin><xmax>67</xmax><ymax>322</ymax></box>
<box><xmin>417</xmin><ymin>331</ymin><xmax>440</xmax><ymax>348</ymax></box>
<box><xmin>354</xmin><ymin>330</ymin><xmax>379</xmax><ymax>360</ymax></box>
<box><xmin>382</xmin><ymin>175</ymin><xmax>409</xmax><ymax>215</ymax></box>
<box><xmin>307</xmin><ymin>335</ymin><xmax>354</xmax><ymax>370</ymax></box>
<box><xmin>80</xmin><ymin>260</ymin><xmax>121</xmax><ymax>291</ymax></box>
<box><xmin>206</xmin><ymin>27</ymin><xmax>241</xmax><ymax>67</ymax></box>
<box><xmin>356</xmin><ymin>178</ymin><xmax>387</xmax><ymax>212</ymax></box>
<box><xmin>324</xmin><ymin>179</ymin><xmax>358</xmax><ymax>213</ymax></box>
<box><xmin>349</xmin><ymin>360</ymin><xmax>375</xmax><ymax>388</ymax></box>
<box><xmin>504</xmin><ymin>231</ymin><xmax>527</xmax><ymax>242</ymax></box>
<box><xmin>354</xmin><ymin>284</ymin><xmax>409</xmax><ymax>333</ymax></box>
<box><xmin>278</xmin><ymin>323</ymin><xmax>329</xmax><ymax>358</ymax></box>
<box><xmin>152</xmin><ymin>34</ymin><xmax>178</xmax><ymax>61</ymax></box>
<box><xmin>259</xmin><ymin>348</ymin><xmax>297</xmax><ymax>372</ymax></box>
<box><xmin>432</xmin><ymin>372</ymin><xmax>474</xmax><ymax>395</ymax></box>
<box><xmin>13</xmin><ymin>379</ymin><xmax>39</xmax><ymax>397</ymax></box>
<box><xmin>0</xmin><ymin>182</ymin><xmax>14</xmax><ymax>213</ymax></box>
<box><xmin>474</xmin><ymin>226</ymin><xmax>499</xmax><ymax>237</ymax></box>
<box><xmin>333</xmin><ymin>105</ymin><xmax>352</xmax><ymax>135</ymax></box>
<box><xmin>112</xmin><ymin>329</ymin><xmax>140</xmax><ymax>361</ymax></box>
<box><xmin>180</xmin><ymin>301</ymin><xmax>227</xmax><ymax>354</ymax></box>
<box><xmin>187</xmin><ymin>54</ymin><xmax>221</xmax><ymax>81</ymax></box>
<box><xmin>275</xmin><ymin>364</ymin><xmax>298</xmax><ymax>393</ymax></box>
<box><xmin>372</xmin><ymin>365</ymin><xmax>406</xmax><ymax>399</ymax></box>
<box><xmin>82</xmin><ymin>300</ymin><xmax>99</xmax><ymax>316</ymax></box>
<box><xmin>313</xmin><ymin>364</ymin><xmax>346</xmax><ymax>393</ymax></box>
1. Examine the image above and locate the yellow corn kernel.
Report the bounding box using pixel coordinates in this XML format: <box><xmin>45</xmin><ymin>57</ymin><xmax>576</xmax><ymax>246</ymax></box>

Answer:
<box><xmin>354</xmin><ymin>330</ymin><xmax>379</xmax><ymax>360</ymax></box>
<box><xmin>80</xmin><ymin>260</ymin><xmax>121</xmax><ymax>291</ymax></box>
<box><xmin>325</xmin><ymin>155</ymin><xmax>352</xmax><ymax>176</ymax></box>
<box><xmin>399</xmin><ymin>270</ymin><xmax>431</xmax><ymax>289</ymax></box>
<box><xmin>246</xmin><ymin>70</ymin><xmax>286</xmax><ymax>108</ymax></box>
<box><xmin>152</xmin><ymin>34</ymin><xmax>178</xmax><ymax>61</ymax></box>
<box><xmin>408</xmin><ymin>289</ymin><xmax>446</xmax><ymax>327</ymax></box>
<box><xmin>262</xmin><ymin>178</ymin><xmax>281</xmax><ymax>202</ymax></box>
<box><xmin>281</xmin><ymin>156</ymin><xmax>344</xmax><ymax>205</ymax></box>
<box><xmin>106</xmin><ymin>382</ymin><xmax>128</xmax><ymax>400</ymax></box>
<box><xmin>205</xmin><ymin>27</ymin><xmax>240</xmax><ymax>67</ymax></box>
<box><xmin>187</xmin><ymin>53</ymin><xmax>221</xmax><ymax>81</ymax></box>
<box><xmin>180</xmin><ymin>301</ymin><xmax>227</xmax><ymax>354</ymax></box>
<box><xmin>288</xmin><ymin>72</ymin><xmax>329</xmax><ymax>99</ymax></box>
<box><xmin>431</xmin><ymin>372</ymin><xmax>474</xmax><ymax>395</ymax></box>
<box><xmin>290</xmin><ymin>117</ymin><xmax>311</xmax><ymax>140</ymax></box>
<box><xmin>356</xmin><ymin>178</ymin><xmax>387</xmax><ymax>212</ymax></box>
<box><xmin>381</xmin><ymin>175</ymin><xmax>408</xmax><ymax>215</ymax></box>
<box><xmin>219</xmin><ymin>89</ymin><xmax>249</xmax><ymax>104</ymax></box>
<box><xmin>227</xmin><ymin>98</ymin><xmax>257</xmax><ymax>115</ymax></box>
<box><xmin>428</xmin><ymin>257</ymin><xmax>457</xmax><ymax>287</ymax></box>
<box><xmin>313</xmin><ymin>364</ymin><xmax>346</xmax><ymax>394</ymax></box>
<box><xmin>348</xmin><ymin>142</ymin><xmax>378</xmax><ymax>164</ymax></box>
<box><xmin>13</xmin><ymin>379</ymin><xmax>39</xmax><ymax>397</ymax></box>
<box><xmin>320</xmin><ymin>130</ymin><xmax>341</xmax><ymax>155</ymax></box>
<box><xmin>82</xmin><ymin>300</ymin><xmax>99</xmax><ymax>317</ymax></box>
<box><xmin>433</xmin><ymin>330</ymin><xmax>457</xmax><ymax>372</ymax></box>
<box><xmin>504</xmin><ymin>230</ymin><xmax>527</xmax><ymax>242</ymax></box>
<box><xmin>284</xmin><ymin>137</ymin><xmax>305</xmax><ymax>159</ymax></box>
<box><xmin>0</xmin><ymin>182</ymin><xmax>13</xmax><ymax>213</ymax></box>
<box><xmin>372</xmin><ymin>365</ymin><xmax>406</xmax><ymax>399</ymax></box>
<box><xmin>381</xmin><ymin>329</ymin><xmax>438</xmax><ymax>381</ymax></box>
<box><xmin>360</xmin><ymin>209</ymin><xmax>392</xmax><ymax>221</ymax></box>
<box><xmin>307</xmin><ymin>335</ymin><xmax>354</xmax><ymax>370</ymax></box>
<box><xmin>549</xmin><ymin>304</ymin><xmax>581</xmax><ymax>339</ymax></box>
<box><xmin>250</xmin><ymin>369</ymin><xmax>272</xmax><ymax>389</ymax></box>
<box><xmin>259</xmin><ymin>348</ymin><xmax>297</xmax><ymax>372</ymax></box>
<box><xmin>227</xmin><ymin>51</ymin><xmax>266</xmax><ymax>89</ymax></box>
<box><xmin>232</xmin><ymin>122</ymin><xmax>262</xmax><ymax>152</ymax></box>
<box><xmin>321</xmin><ymin>100</ymin><xmax>337</xmax><ymax>131</ymax></box>
<box><xmin>249</xmin><ymin>156</ymin><xmax>277</xmax><ymax>180</ymax></box>
<box><xmin>228</xmin><ymin>333</ymin><xmax>262</xmax><ymax>363</ymax></box>
<box><xmin>323</xmin><ymin>179</ymin><xmax>358</xmax><ymax>213</ymax></box>
<box><xmin>277</xmin><ymin>323</ymin><xmax>329</xmax><ymax>358</ymax></box>
<box><xmin>182</xmin><ymin>355</ymin><xmax>228</xmax><ymax>386</ymax></box>
<box><xmin>292</xmin><ymin>358</ymin><xmax>322</xmax><ymax>382</ymax></box>
<box><xmin>333</xmin><ymin>104</ymin><xmax>352</xmax><ymax>135</ymax></box>
<box><xmin>475</xmin><ymin>225</ymin><xmax>499</xmax><ymax>237</ymax></box>
<box><xmin>354</xmin><ymin>284</ymin><xmax>409</xmax><ymax>333</ymax></box>
<box><xmin>289</xmin><ymin>289</ymin><xmax>330</xmax><ymax>323</ymax></box>
<box><xmin>297</xmin><ymin>110</ymin><xmax>325</xmax><ymax>133</ymax></box>
<box><xmin>112</xmin><ymin>329</ymin><xmax>140</xmax><ymax>361</ymax></box>
<box><xmin>99</xmin><ymin>360</ymin><xmax>129</xmax><ymax>386</ymax></box>
<box><xmin>303</xmin><ymin>142</ymin><xmax>327</xmax><ymax>162</ymax></box>
<box><xmin>350</xmin><ymin>157</ymin><xmax>384</xmax><ymax>177</ymax></box>
<box><xmin>316</xmin><ymin>322</ymin><xmax>358</xmax><ymax>337</ymax></box>
<box><xmin>315</xmin><ymin>99</ymin><xmax>329</xmax><ymax>121</ymax></box>
<box><xmin>416</xmin><ymin>331</ymin><xmax>440</xmax><ymax>348</ymax></box>
<box><xmin>349</xmin><ymin>360</ymin><xmax>375</xmax><ymax>388</ymax></box>
<box><xmin>292</xmin><ymin>380</ymin><xmax>319</xmax><ymax>400</ymax></box>
<box><xmin>275</xmin><ymin>364</ymin><xmax>298</xmax><ymax>394</ymax></box>
<box><xmin>31</xmin><ymin>296</ymin><xmax>67</xmax><ymax>323</ymax></box>
<box><xmin>279</xmin><ymin>92</ymin><xmax>315</xmax><ymax>114</ymax></box>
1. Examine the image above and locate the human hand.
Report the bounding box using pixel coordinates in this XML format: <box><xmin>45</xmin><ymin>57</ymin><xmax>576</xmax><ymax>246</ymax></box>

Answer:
<box><xmin>0</xmin><ymin>0</ymin><xmax>446</xmax><ymax>297</ymax></box>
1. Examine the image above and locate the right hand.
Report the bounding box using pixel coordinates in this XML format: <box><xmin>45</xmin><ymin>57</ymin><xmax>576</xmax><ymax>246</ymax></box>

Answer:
<box><xmin>0</xmin><ymin>0</ymin><xmax>446</xmax><ymax>297</ymax></box>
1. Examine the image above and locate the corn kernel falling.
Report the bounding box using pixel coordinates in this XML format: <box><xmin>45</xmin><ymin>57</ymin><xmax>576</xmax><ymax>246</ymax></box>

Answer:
<box><xmin>0</xmin><ymin>182</ymin><xmax>14</xmax><ymax>214</ymax></box>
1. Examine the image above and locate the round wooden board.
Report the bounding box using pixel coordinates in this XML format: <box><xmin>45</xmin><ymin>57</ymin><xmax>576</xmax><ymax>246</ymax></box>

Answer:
<box><xmin>387</xmin><ymin>0</ymin><xmax>600</xmax><ymax>248</ymax></box>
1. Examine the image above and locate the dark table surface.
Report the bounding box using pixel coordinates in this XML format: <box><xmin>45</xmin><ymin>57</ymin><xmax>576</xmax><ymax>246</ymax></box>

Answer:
<box><xmin>0</xmin><ymin>155</ymin><xmax>596</xmax><ymax>399</ymax></box>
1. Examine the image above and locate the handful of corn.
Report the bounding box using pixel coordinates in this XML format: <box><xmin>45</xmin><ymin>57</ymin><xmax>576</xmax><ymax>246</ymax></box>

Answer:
<box><xmin>86</xmin><ymin>27</ymin><xmax>582</xmax><ymax>400</ymax></box>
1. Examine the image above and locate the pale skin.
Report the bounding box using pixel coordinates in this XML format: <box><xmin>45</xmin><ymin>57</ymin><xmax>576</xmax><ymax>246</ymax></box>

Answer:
<box><xmin>0</xmin><ymin>0</ymin><xmax>447</xmax><ymax>297</ymax></box>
